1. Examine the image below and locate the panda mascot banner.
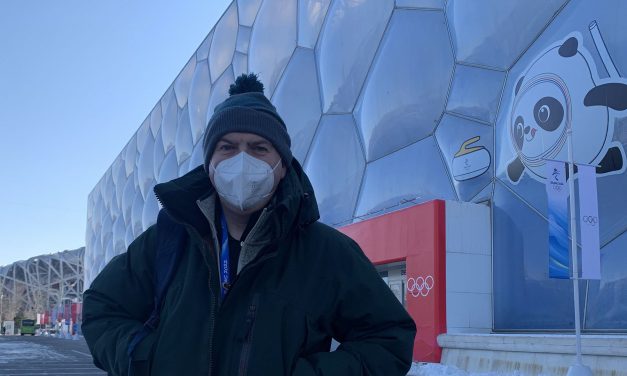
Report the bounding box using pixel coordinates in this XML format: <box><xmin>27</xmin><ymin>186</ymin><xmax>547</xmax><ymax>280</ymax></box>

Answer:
<box><xmin>545</xmin><ymin>160</ymin><xmax>570</xmax><ymax>279</ymax></box>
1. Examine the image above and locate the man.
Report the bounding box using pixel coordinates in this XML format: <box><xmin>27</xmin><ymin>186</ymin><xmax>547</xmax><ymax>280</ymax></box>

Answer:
<box><xmin>83</xmin><ymin>74</ymin><xmax>416</xmax><ymax>375</ymax></box>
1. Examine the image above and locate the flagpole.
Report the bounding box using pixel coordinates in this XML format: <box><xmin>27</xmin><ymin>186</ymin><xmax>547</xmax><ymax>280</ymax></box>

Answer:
<box><xmin>565</xmin><ymin>125</ymin><xmax>592</xmax><ymax>376</ymax></box>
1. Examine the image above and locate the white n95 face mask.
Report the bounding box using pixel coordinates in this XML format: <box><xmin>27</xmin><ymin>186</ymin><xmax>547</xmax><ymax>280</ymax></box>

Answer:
<box><xmin>210</xmin><ymin>152</ymin><xmax>281</xmax><ymax>211</ymax></box>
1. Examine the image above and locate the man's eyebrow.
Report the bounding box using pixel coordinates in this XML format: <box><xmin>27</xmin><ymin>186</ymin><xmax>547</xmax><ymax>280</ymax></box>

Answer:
<box><xmin>249</xmin><ymin>140</ymin><xmax>272</xmax><ymax>146</ymax></box>
<box><xmin>218</xmin><ymin>138</ymin><xmax>236</xmax><ymax>144</ymax></box>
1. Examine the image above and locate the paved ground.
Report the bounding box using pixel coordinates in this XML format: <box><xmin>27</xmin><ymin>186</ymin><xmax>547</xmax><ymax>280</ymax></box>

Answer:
<box><xmin>0</xmin><ymin>335</ymin><xmax>106</xmax><ymax>375</ymax></box>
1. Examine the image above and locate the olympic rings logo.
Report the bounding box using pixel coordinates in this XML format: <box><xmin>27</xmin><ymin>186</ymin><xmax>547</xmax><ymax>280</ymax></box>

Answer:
<box><xmin>406</xmin><ymin>275</ymin><xmax>435</xmax><ymax>298</ymax></box>
<box><xmin>582</xmin><ymin>216</ymin><xmax>598</xmax><ymax>226</ymax></box>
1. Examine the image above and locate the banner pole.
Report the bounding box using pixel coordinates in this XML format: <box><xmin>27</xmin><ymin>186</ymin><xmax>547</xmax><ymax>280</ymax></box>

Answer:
<box><xmin>565</xmin><ymin>127</ymin><xmax>592</xmax><ymax>376</ymax></box>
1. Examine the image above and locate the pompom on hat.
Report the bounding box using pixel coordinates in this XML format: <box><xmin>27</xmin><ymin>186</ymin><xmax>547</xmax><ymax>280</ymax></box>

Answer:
<box><xmin>202</xmin><ymin>73</ymin><xmax>292</xmax><ymax>173</ymax></box>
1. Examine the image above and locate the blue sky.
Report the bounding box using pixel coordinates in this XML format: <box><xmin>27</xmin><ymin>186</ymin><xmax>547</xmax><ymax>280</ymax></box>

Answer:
<box><xmin>0</xmin><ymin>0</ymin><xmax>231</xmax><ymax>266</ymax></box>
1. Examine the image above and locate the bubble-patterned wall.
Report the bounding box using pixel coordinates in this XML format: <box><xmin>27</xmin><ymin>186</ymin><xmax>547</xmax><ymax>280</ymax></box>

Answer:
<box><xmin>85</xmin><ymin>0</ymin><xmax>627</xmax><ymax>331</ymax></box>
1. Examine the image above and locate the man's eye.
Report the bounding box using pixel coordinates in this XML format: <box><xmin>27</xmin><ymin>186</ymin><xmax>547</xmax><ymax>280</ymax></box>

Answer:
<box><xmin>255</xmin><ymin>146</ymin><xmax>269</xmax><ymax>152</ymax></box>
<box><xmin>219</xmin><ymin>144</ymin><xmax>234</xmax><ymax>151</ymax></box>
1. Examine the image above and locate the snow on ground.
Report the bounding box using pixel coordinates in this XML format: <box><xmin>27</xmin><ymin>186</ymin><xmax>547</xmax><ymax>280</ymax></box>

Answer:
<box><xmin>0</xmin><ymin>339</ymin><xmax>69</xmax><ymax>363</ymax></box>
<box><xmin>408</xmin><ymin>363</ymin><xmax>547</xmax><ymax>376</ymax></box>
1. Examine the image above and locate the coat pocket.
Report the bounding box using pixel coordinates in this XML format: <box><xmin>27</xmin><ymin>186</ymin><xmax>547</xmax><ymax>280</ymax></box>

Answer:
<box><xmin>235</xmin><ymin>292</ymin><xmax>309</xmax><ymax>376</ymax></box>
<box><xmin>128</xmin><ymin>330</ymin><xmax>159</xmax><ymax>376</ymax></box>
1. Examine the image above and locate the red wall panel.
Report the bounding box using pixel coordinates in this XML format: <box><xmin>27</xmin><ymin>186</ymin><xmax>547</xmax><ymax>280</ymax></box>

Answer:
<box><xmin>340</xmin><ymin>200</ymin><xmax>446</xmax><ymax>362</ymax></box>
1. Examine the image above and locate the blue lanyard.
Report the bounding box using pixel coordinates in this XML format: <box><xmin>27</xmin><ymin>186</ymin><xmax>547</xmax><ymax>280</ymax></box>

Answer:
<box><xmin>219</xmin><ymin>212</ymin><xmax>231</xmax><ymax>299</ymax></box>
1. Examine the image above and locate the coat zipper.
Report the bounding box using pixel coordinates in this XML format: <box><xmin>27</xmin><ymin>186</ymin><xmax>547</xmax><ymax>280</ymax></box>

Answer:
<box><xmin>238</xmin><ymin>294</ymin><xmax>259</xmax><ymax>376</ymax></box>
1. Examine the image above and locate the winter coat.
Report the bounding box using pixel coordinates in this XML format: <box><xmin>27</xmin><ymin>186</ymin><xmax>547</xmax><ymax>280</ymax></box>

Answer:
<box><xmin>82</xmin><ymin>161</ymin><xmax>416</xmax><ymax>376</ymax></box>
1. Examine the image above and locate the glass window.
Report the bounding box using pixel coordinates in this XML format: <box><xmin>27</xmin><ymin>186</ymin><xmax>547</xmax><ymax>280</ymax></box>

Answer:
<box><xmin>176</xmin><ymin>105</ymin><xmax>193</xmax><ymax>163</ymax></box>
<box><xmin>316</xmin><ymin>0</ymin><xmax>393</xmax><ymax>113</ymax></box>
<box><xmin>355</xmin><ymin>9</ymin><xmax>453</xmax><ymax>161</ymax></box>
<box><xmin>493</xmin><ymin>181</ymin><xmax>578</xmax><ymax>330</ymax></box>
<box><xmin>435</xmin><ymin>114</ymin><xmax>493</xmax><ymax>202</ymax></box>
<box><xmin>298</xmin><ymin>0</ymin><xmax>331</xmax><ymax>48</ymax></box>
<box><xmin>174</xmin><ymin>58</ymin><xmax>197</xmax><ymax>108</ymax></box>
<box><xmin>210</xmin><ymin>2</ymin><xmax>238</xmax><ymax>82</ymax></box>
<box><xmin>188</xmin><ymin>60</ymin><xmax>211</xmax><ymax>145</ymax></box>
<box><xmin>304</xmin><ymin>115</ymin><xmax>365</xmax><ymax>225</ymax></box>
<box><xmin>446</xmin><ymin>64</ymin><xmax>505</xmax><ymax>124</ymax></box>
<box><xmin>355</xmin><ymin>137</ymin><xmax>456</xmax><ymax>218</ymax></box>
<box><xmin>375</xmin><ymin>262</ymin><xmax>407</xmax><ymax>306</ymax></box>
<box><xmin>237</xmin><ymin>0</ymin><xmax>263</xmax><ymax>27</ymax></box>
<box><xmin>161</xmin><ymin>88</ymin><xmax>178</xmax><ymax>153</ymax></box>
<box><xmin>446</xmin><ymin>0</ymin><xmax>567</xmax><ymax>69</ymax></box>
<box><xmin>272</xmin><ymin>48</ymin><xmax>322</xmax><ymax>164</ymax></box>
<box><xmin>249</xmin><ymin>0</ymin><xmax>297</xmax><ymax>98</ymax></box>
<box><xmin>236</xmin><ymin>26</ymin><xmax>252</xmax><ymax>53</ymax></box>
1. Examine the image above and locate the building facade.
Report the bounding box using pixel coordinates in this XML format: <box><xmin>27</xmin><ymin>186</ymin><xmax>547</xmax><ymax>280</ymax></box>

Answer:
<box><xmin>84</xmin><ymin>0</ymin><xmax>627</xmax><ymax>347</ymax></box>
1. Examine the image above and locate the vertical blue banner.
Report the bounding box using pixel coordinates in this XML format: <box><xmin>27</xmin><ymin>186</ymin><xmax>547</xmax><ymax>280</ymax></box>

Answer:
<box><xmin>545</xmin><ymin>160</ymin><xmax>570</xmax><ymax>279</ymax></box>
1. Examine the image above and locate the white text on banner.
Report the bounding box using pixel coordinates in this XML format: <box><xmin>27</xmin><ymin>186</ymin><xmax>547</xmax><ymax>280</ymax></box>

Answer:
<box><xmin>545</xmin><ymin>160</ymin><xmax>570</xmax><ymax>279</ymax></box>
<box><xmin>577</xmin><ymin>164</ymin><xmax>601</xmax><ymax>280</ymax></box>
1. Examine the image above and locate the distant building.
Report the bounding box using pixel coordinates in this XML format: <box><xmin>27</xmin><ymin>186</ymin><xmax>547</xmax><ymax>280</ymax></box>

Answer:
<box><xmin>0</xmin><ymin>248</ymin><xmax>83</xmax><ymax>324</ymax></box>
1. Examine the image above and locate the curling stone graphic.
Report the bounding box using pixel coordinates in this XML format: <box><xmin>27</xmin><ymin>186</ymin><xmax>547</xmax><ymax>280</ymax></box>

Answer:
<box><xmin>452</xmin><ymin>136</ymin><xmax>491</xmax><ymax>181</ymax></box>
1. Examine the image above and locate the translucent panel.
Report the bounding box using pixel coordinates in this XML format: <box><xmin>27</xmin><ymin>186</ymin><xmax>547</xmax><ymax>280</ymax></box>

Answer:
<box><xmin>153</xmin><ymin>128</ymin><xmax>166</xmax><ymax>180</ymax></box>
<box><xmin>188</xmin><ymin>60</ymin><xmax>211</xmax><ymax>145</ymax></box>
<box><xmin>233</xmin><ymin>52</ymin><xmax>248</xmax><ymax>78</ymax></box>
<box><xmin>210</xmin><ymin>2</ymin><xmax>238</xmax><ymax>82</ymax></box>
<box><xmin>355</xmin><ymin>137</ymin><xmax>456</xmax><ymax>217</ymax></box>
<box><xmin>446</xmin><ymin>64</ymin><xmax>505</xmax><ymax>124</ymax></box>
<box><xmin>174</xmin><ymin>57</ymin><xmax>197</xmax><ymax>108</ymax></box>
<box><xmin>149</xmin><ymin>102</ymin><xmax>162</xmax><ymax>137</ymax></box>
<box><xmin>102</xmin><ymin>170</ymin><xmax>114</xmax><ymax>212</ymax></box>
<box><xmin>237</xmin><ymin>0</ymin><xmax>263</xmax><ymax>27</ymax></box>
<box><xmin>355</xmin><ymin>9</ymin><xmax>453</xmax><ymax>161</ymax></box>
<box><xmin>395</xmin><ymin>0</ymin><xmax>443</xmax><ymax>8</ymax></box>
<box><xmin>123</xmin><ymin>139</ymin><xmax>138</xmax><ymax>178</ymax></box>
<box><xmin>196</xmin><ymin>31</ymin><xmax>213</xmax><ymax>62</ymax></box>
<box><xmin>101</xmin><ymin>213</ymin><xmax>113</xmax><ymax>250</ymax></box>
<box><xmin>125</xmin><ymin>223</ymin><xmax>135</xmax><ymax>249</ymax></box>
<box><xmin>104</xmin><ymin>241</ymin><xmax>114</xmax><ymax>264</ymax></box>
<box><xmin>298</xmin><ymin>0</ymin><xmax>331</xmax><ymax>48</ymax></box>
<box><xmin>189</xmin><ymin>140</ymin><xmax>205</xmax><ymax>170</ymax></box>
<box><xmin>304</xmin><ymin>115</ymin><xmax>364</xmax><ymax>225</ymax></box>
<box><xmin>121</xmin><ymin>172</ymin><xmax>137</xmax><ymax>223</ymax></box>
<box><xmin>493</xmin><ymin>181</ymin><xmax>578</xmax><ymax>330</ymax></box>
<box><xmin>175</xmin><ymin>104</ymin><xmax>193</xmax><ymax>163</ymax></box>
<box><xmin>178</xmin><ymin>157</ymin><xmax>192</xmax><ymax>176</ymax></box>
<box><xmin>249</xmin><ymin>0</ymin><xmax>297</xmax><ymax>98</ymax></box>
<box><xmin>112</xmin><ymin>217</ymin><xmax>126</xmax><ymax>257</ymax></box>
<box><xmin>158</xmin><ymin>150</ymin><xmax>179</xmax><ymax>184</ymax></box>
<box><xmin>236</xmin><ymin>26</ymin><xmax>252</xmax><ymax>53</ymax></box>
<box><xmin>113</xmin><ymin>159</ymin><xmax>126</xmax><ymax>209</ymax></box>
<box><xmin>447</xmin><ymin>0</ymin><xmax>568</xmax><ymax>69</ymax></box>
<box><xmin>585</xmin><ymin>230</ymin><xmax>627</xmax><ymax>329</ymax></box>
<box><xmin>435</xmin><ymin>114</ymin><xmax>493</xmax><ymax>201</ymax></box>
<box><xmin>136</xmin><ymin>118</ymin><xmax>151</xmax><ymax>157</ymax></box>
<box><xmin>207</xmin><ymin>67</ymin><xmax>235</xmax><ymax>122</ymax></box>
<box><xmin>471</xmin><ymin>181</ymin><xmax>494</xmax><ymax>204</ymax></box>
<box><xmin>131</xmin><ymin>190</ymin><xmax>145</xmax><ymax>237</ymax></box>
<box><xmin>142</xmin><ymin>192</ymin><xmax>160</xmax><ymax>231</ymax></box>
<box><xmin>137</xmin><ymin>133</ymin><xmax>156</xmax><ymax>199</ymax></box>
<box><xmin>160</xmin><ymin>89</ymin><xmax>178</xmax><ymax>154</ymax></box>
<box><xmin>272</xmin><ymin>48</ymin><xmax>321</xmax><ymax>163</ymax></box>
<box><xmin>317</xmin><ymin>0</ymin><xmax>394</xmax><ymax>113</ymax></box>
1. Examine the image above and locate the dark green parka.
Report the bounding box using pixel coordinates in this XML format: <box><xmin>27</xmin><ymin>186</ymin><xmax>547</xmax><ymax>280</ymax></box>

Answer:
<box><xmin>82</xmin><ymin>161</ymin><xmax>416</xmax><ymax>375</ymax></box>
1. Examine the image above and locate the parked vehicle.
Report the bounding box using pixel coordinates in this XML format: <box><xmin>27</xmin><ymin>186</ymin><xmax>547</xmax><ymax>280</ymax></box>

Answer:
<box><xmin>20</xmin><ymin>319</ymin><xmax>36</xmax><ymax>336</ymax></box>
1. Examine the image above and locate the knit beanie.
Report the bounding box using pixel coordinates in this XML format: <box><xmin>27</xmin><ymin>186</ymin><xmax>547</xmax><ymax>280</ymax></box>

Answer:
<box><xmin>202</xmin><ymin>73</ymin><xmax>292</xmax><ymax>173</ymax></box>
